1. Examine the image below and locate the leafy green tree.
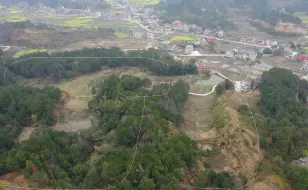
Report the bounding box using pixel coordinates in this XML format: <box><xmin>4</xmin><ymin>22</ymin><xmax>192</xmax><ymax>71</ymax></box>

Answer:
<box><xmin>138</xmin><ymin>177</ymin><xmax>155</xmax><ymax>190</ymax></box>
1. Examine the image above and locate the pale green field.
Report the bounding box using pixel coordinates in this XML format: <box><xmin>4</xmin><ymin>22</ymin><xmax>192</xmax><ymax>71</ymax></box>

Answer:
<box><xmin>129</xmin><ymin>18</ymin><xmax>141</xmax><ymax>24</ymax></box>
<box><xmin>7</xmin><ymin>8</ymin><xmax>22</xmax><ymax>14</ymax></box>
<box><xmin>128</xmin><ymin>0</ymin><xmax>159</xmax><ymax>6</ymax></box>
<box><xmin>170</xmin><ymin>35</ymin><xmax>201</xmax><ymax>41</ymax></box>
<box><xmin>115</xmin><ymin>32</ymin><xmax>129</xmax><ymax>38</ymax></box>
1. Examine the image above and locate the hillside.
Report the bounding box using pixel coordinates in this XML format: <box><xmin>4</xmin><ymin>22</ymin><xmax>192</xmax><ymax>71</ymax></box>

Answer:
<box><xmin>0</xmin><ymin>22</ymin><xmax>116</xmax><ymax>49</ymax></box>
<box><xmin>157</xmin><ymin>0</ymin><xmax>235</xmax><ymax>29</ymax></box>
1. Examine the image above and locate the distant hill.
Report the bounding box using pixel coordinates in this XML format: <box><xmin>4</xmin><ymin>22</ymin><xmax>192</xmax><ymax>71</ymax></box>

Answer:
<box><xmin>157</xmin><ymin>0</ymin><xmax>235</xmax><ymax>29</ymax></box>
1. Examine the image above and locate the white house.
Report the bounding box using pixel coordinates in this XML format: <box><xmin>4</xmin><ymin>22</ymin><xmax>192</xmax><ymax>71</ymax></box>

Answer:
<box><xmin>217</xmin><ymin>30</ymin><xmax>224</xmax><ymax>38</ymax></box>
<box><xmin>146</xmin><ymin>32</ymin><xmax>155</xmax><ymax>39</ymax></box>
<box><xmin>185</xmin><ymin>45</ymin><xmax>194</xmax><ymax>55</ymax></box>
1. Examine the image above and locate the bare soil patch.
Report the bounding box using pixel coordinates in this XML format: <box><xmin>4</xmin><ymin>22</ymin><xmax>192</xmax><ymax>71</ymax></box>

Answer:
<box><xmin>182</xmin><ymin>91</ymin><xmax>261</xmax><ymax>187</ymax></box>
<box><xmin>0</xmin><ymin>172</ymin><xmax>30</xmax><ymax>190</ymax></box>
<box><xmin>17</xmin><ymin>127</ymin><xmax>37</xmax><ymax>143</ymax></box>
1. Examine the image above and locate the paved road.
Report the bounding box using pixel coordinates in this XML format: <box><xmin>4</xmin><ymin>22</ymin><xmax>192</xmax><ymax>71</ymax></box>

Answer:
<box><xmin>189</xmin><ymin>71</ymin><xmax>233</xmax><ymax>97</ymax></box>
<box><xmin>0</xmin><ymin>46</ymin><xmax>11</xmax><ymax>52</ymax></box>
<box><xmin>189</xmin><ymin>85</ymin><xmax>217</xmax><ymax>96</ymax></box>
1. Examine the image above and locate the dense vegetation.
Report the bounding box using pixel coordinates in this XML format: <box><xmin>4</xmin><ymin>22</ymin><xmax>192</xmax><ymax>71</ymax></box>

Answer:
<box><xmin>252</xmin><ymin>10</ymin><xmax>302</xmax><ymax>26</ymax></box>
<box><xmin>257</xmin><ymin>68</ymin><xmax>308</xmax><ymax>189</ymax></box>
<box><xmin>0</xmin><ymin>86</ymin><xmax>61</xmax><ymax>174</ymax></box>
<box><xmin>157</xmin><ymin>0</ymin><xmax>235</xmax><ymax>29</ymax></box>
<box><xmin>2</xmin><ymin>48</ymin><xmax>197</xmax><ymax>84</ymax></box>
<box><xmin>0</xmin><ymin>75</ymin><xmax>201</xmax><ymax>188</ymax></box>
<box><xmin>197</xmin><ymin>170</ymin><xmax>235</xmax><ymax>189</ymax></box>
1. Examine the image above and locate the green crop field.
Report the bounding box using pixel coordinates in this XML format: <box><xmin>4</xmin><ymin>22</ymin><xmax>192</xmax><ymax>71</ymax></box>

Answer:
<box><xmin>15</xmin><ymin>49</ymin><xmax>47</xmax><ymax>57</ymax></box>
<box><xmin>5</xmin><ymin>16</ymin><xmax>27</xmax><ymax>23</ymax></box>
<box><xmin>170</xmin><ymin>35</ymin><xmax>200</xmax><ymax>41</ymax></box>
<box><xmin>62</xmin><ymin>17</ymin><xmax>94</xmax><ymax>28</ymax></box>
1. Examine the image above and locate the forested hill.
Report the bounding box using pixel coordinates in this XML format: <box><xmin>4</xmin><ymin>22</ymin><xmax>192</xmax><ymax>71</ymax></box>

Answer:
<box><xmin>258</xmin><ymin>68</ymin><xmax>308</xmax><ymax>190</ymax></box>
<box><xmin>157</xmin><ymin>0</ymin><xmax>235</xmax><ymax>29</ymax></box>
<box><xmin>1</xmin><ymin>48</ymin><xmax>197</xmax><ymax>85</ymax></box>
<box><xmin>0</xmin><ymin>76</ymin><xmax>202</xmax><ymax>189</ymax></box>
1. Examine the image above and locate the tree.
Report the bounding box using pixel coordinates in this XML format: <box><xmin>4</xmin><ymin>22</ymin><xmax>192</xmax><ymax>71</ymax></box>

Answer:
<box><xmin>208</xmin><ymin>41</ymin><xmax>217</xmax><ymax>53</ymax></box>
<box><xmin>138</xmin><ymin>178</ymin><xmax>155</xmax><ymax>190</ymax></box>
<box><xmin>91</xmin><ymin>87</ymin><xmax>97</xmax><ymax>97</ymax></box>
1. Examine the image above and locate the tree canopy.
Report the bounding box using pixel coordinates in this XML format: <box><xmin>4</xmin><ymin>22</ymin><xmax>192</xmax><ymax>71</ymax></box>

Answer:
<box><xmin>257</xmin><ymin>68</ymin><xmax>308</xmax><ymax>190</ymax></box>
<box><xmin>3</xmin><ymin>48</ymin><xmax>197</xmax><ymax>84</ymax></box>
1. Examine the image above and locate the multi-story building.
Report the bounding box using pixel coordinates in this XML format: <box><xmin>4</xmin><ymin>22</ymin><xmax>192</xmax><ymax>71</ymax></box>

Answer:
<box><xmin>216</xmin><ymin>30</ymin><xmax>224</xmax><ymax>38</ymax></box>
<box><xmin>164</xmin><ymin>24</ymin><xmax>172</xmax><ymax>32</ymax></box>
<box><xmin>301</xmin><ymin>60</ymin><xmax>308</xmax><ymax>71</ymax></box>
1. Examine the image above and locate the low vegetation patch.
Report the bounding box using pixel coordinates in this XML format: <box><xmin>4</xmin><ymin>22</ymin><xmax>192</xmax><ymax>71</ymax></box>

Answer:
<box><xmin>170</xmin><ymin>35</ymin><xmax>200</xmax><ymax>41</ymax></box>
<box><xmin>5</xmin><ymin>16</ymin><xmax>27</xmax><ymax>23</ymax></box>
<box><xmin>128</xmin><ymin>0</ymin><xmax>159</xmax><ymax>6</ymax></box>
<box><xmin>114</xmin><ymin>32</ymin><xmax>129</xmax><ymax>38</ymax></box>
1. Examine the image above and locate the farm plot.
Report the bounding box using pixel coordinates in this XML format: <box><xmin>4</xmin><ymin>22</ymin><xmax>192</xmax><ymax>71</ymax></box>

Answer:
<box><xmin>128</xmin><ymin>0</ymin><xmax>159</xmax><ymax>6</ymax></box>
<box><xmin>170</xmin><ymin>35</ymin><xmax>201</xmax><ymax>41</ymax></box>
<box><xmin>62</xmin><ymin>17</ymin><xmax>94</xmax><ymax>28</ymax></box>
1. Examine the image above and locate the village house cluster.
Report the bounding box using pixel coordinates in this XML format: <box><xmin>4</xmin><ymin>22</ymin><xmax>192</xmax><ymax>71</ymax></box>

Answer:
<box><xmin>235</xmin><ymin>37</ymin><xmax>278</xmax><ymax>47</ymax></box>
<box><xmin>225</xmin><ymin>48</ymin><xmax>258</xmax><ymax>61</ymax></box>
